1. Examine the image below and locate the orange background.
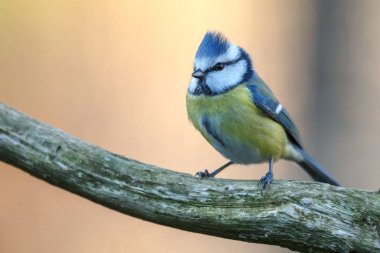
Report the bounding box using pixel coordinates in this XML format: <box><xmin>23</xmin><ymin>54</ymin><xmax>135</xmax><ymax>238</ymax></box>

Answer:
<box><xmin>1</xmin><ymin>1</ymin><xmax>380</xmax><ymax>253</ymax></box>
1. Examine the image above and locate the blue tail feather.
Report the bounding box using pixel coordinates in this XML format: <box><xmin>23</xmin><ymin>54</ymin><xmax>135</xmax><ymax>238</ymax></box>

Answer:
<box><xmin>297</xmin><ymin>150</ymin><xmax>340</xmax><ymax>186</ymax></box>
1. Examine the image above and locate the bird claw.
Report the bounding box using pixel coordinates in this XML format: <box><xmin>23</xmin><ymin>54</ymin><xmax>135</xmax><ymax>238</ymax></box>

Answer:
<box><xmin>195</xmin><ymin>169</ymin><xmax>210</xmax><ymax>178</ymax></box>
<box><xmin>258</xmin><ymin>171</ymin><xmax>273</xmax><ymax>193</ymax></box>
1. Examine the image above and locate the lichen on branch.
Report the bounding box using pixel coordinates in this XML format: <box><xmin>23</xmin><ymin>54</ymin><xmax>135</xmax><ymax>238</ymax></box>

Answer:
<box><xmin>0</xmin><ymin>103</ymin><xmax>379</xmax><ymax>253</ymax></box>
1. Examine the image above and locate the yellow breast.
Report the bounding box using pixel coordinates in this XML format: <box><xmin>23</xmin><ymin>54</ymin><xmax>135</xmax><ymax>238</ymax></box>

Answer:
<box><xmin>186</xmin><ymin>84</ymin><xmax>287</xmax><ymax>163</ymax></box>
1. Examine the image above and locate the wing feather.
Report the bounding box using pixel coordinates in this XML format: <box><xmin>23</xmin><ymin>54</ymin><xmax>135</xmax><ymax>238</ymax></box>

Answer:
<box><xmin>247</xmin><ymin>83</ymin><xmax>303</xmax><ymax>148</ymax></box>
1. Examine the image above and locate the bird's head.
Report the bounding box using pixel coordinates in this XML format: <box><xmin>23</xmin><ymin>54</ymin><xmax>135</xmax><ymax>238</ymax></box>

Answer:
<box><xmin>188</xmin><ymin>32</ymin><xmax>253</xmax><ymax>96</ymax></box>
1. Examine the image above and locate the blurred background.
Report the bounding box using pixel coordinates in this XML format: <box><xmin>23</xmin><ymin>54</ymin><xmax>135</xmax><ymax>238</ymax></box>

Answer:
<box><xmin>1</xmin><ymin>0</ymin><xmax>380</xmax><ymax>252</ymax></box>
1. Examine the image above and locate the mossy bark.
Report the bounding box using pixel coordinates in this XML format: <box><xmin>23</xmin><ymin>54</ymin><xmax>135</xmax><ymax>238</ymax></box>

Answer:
<box><xmin>0</xmin><ymin>103</ymin><xmax>379</xmax><ymax>253</ymax></box>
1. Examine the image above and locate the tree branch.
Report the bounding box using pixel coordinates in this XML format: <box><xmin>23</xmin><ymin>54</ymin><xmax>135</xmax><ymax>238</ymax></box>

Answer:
<box><xmin>0</xmin><ymin>103</ymin><xmax>379</xmax><ymax>253</ymax></box>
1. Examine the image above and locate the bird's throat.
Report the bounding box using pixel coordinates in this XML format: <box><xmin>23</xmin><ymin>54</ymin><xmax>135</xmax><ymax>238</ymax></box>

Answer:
<box><xmin>193</xmin><ymin>82</ymin><xmax>214</xmax><ymax>96</ymax></box>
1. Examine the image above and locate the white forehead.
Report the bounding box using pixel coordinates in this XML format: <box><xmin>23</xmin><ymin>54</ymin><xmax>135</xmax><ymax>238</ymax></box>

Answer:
<box><xmin>194</xmin><ymin>44</ymin><xmax>241</xmax><ymax>71</ymax></box>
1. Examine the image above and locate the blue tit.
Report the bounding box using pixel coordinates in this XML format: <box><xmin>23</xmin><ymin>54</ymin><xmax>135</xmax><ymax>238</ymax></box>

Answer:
<box><xmin>186</xmin><ymin>31</ymin><xmax>339</xmax><ymax>189</ymax></box>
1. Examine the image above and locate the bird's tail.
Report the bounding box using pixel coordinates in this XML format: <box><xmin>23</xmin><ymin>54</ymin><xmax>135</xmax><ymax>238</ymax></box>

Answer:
<box><xmin>297</xmin><ymin>149</ymin><xmax>340</xmax><ymax>186</ymax></box>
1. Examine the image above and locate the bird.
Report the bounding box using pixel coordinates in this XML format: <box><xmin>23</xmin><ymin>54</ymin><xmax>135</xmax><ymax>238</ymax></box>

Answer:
<box><xmin>186</xmin><ymin>31</ymin><xmax>339</xmax><ymax>189</ymax></box>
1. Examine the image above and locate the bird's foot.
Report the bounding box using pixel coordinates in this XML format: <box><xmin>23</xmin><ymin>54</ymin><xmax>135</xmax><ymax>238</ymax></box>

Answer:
<box><xmin>258</xmin><ymin>171</ymin><xmax>273</xmax><ymax>193</ymax></box>
<box><xmin>195</xmin><ymin>169</ymin><xmax>210</xmax><ymax>178</ymax></box>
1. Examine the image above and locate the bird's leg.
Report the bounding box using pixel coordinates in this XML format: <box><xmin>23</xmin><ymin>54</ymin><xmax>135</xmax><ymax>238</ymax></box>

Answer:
<box><xmin>258</xmin><ymin>158</ymin><xmax>274</xmax><ymax>192</ymax></box>
<box><xmin>195</xmin><ymin>161</ymin><xmax>234</xmax><ymax>178</ymax></box>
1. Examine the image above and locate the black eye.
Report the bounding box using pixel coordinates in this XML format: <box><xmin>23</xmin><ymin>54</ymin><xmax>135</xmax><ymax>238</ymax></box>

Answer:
<box><xmin>212</xmin><ymin>63</ymin><xmax>225</xmax><ymax>71</ymax></box>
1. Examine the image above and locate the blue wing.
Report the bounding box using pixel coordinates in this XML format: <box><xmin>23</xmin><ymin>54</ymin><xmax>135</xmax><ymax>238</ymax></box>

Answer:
<box><xmin>247</xmin><ymin>79</ymin><xmax>303</xmax><ymax>148</ymax></box>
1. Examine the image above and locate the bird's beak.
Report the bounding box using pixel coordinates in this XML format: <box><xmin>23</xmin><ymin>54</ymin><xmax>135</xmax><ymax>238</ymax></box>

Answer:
<box><xmin>192</xmin><ymin>69</ymin><xmax>205</xmax><ymax>78</ymax></box>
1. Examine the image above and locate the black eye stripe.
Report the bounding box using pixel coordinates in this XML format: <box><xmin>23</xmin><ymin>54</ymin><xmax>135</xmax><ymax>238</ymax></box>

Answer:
<box><xmin>205</xmin><ymin>56</ymin><xmax>244</xmax><ymax>73</ymax></box>
<box><xmin>211</xmin><ymin>63</ymin><xmax>224</xmax><ymax>71</ymax></box>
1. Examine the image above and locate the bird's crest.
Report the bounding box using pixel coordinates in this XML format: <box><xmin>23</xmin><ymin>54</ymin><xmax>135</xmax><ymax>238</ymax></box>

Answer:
<box><xmin>195</xmin><ymin>32</ymin><xmax>230</xmax><ymax>59</ymax></box>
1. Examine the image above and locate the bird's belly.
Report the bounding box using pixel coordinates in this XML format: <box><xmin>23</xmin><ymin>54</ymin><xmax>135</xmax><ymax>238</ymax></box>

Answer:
<box><xmin>186</xmin><ymin>86</ymin><xmax>287</xmax><ymax>164</ymax></box>
<box><xmin>195</xmin><ymin>112</ymin><xmax>287</xmax><ymax>165</ymax></box>
<box><xmin>210</xmin><ymin>133</ymin><xmax>265</xmax><ymax>164</ymax></box>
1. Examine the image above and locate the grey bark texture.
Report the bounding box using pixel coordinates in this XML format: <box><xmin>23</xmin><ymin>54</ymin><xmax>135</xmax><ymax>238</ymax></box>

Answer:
<box><xmin>0</xmin><ymin>103</ymin><xmax>379</xmax><ymax>253</ymax></box>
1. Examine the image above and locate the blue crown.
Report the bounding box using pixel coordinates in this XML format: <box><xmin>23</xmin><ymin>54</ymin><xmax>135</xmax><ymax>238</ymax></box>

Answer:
<box><xmin>195</xmin><ymin>32</ymin><xmax>230</xmax><ymax>59</ymax></box>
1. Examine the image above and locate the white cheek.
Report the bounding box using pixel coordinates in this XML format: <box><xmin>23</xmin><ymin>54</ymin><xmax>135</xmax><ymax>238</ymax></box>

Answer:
<box><xmin>206</xmin><ymin>60</ymin><xmax>247</xmax><ymax>93</ymax></box>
